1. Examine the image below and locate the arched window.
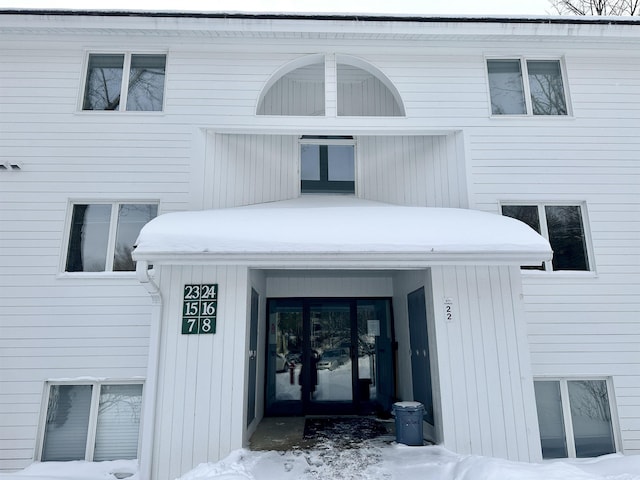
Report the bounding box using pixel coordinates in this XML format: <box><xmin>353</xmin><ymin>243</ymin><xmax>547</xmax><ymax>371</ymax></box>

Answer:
<box><xmin>257</xmin><ymin>55</ymin><xmax>325</xmax><ymax>116</ymax></box>
<box><xmin>257</xmin><ymin>54</ymin><xmax>404</xmax><ymax>117</ymax></box>
<box><xmin>336</xmin><ymin>56</ymin><xmax>404</xmax><ymax>116</ymax></box>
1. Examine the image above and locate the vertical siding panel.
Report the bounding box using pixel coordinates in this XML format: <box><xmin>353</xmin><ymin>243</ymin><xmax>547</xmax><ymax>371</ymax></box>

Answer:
<box><xmin>465</xmin><ymin>266</ymin><xmax>494</xmax><ymax>454</ymax></box>
<box><xmin>444</xmin><ymin>267</ymin><xmax>472</xmax><ymax>453</ymax></box>
<box><xmin>454</xmin><ymin>266</ymin><xmax>483</xmax><ymax>453</ymax></box>
<box><xmin>488</xmin><ymin>267</ymin><xmax>518</xmax><ymax>459</ymax></box>
<box><xmin>477</xmin><ymin>267</ymin><xmax>508</xmax><ymax>457</ymax></box>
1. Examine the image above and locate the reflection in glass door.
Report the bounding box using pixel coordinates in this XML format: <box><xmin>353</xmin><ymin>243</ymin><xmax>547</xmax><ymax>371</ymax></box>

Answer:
<box><xmin>308</xmin><ymin>301</ymin><xmax>353</xmax><ymax>404</ymax></box>
<box><xmin>265</xmin><ymin>298</ymin><xmax>394</xmax><ymax>416</ymax></box>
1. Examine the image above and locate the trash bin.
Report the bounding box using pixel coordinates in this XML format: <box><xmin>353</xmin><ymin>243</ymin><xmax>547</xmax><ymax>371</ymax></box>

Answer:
<box><xmin>392</xmin><ymin>401</ymin><xmax>424</xmax><ymax>446</ymax></box>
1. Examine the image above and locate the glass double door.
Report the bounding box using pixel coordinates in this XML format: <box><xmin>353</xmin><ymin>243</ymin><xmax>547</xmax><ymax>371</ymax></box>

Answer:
<box><xmin>266</xmin><ymin>298</ymin><xmax>393</xmax><ymax>416</ymax></box>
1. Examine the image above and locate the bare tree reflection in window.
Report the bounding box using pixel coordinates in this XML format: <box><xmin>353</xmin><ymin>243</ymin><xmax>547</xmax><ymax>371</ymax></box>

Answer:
<box><xmin>83</xmin><ymin>55</ymin><xmax>125</xmax><ymax>110</ymax></box>
<box><xmin>527</xmin><ymin>60</ymin><xmax>568</xmax><ymax>115</ymax></box>
<box><xmin>126</xmin><ymin>55</ymin><xmax>166</xmax><ymax>111</ymax></box>
<box><xmin>113</xmin><ymin>204</ymin><xmax>158</xmax><ymax>271</ymax></box>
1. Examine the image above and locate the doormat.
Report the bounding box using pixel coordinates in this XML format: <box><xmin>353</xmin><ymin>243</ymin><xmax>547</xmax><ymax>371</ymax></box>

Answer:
<box><xmin>303</xmin><ymin>417</ymin><xmax>390</xmax><ymax>446</ymax></box>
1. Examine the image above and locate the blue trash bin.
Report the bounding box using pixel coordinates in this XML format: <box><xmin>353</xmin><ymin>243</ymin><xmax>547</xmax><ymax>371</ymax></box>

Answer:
<box><xmin>392</xmin><ymin>401</ymin><xmax>424</xmax><ymax>446</ymax></box>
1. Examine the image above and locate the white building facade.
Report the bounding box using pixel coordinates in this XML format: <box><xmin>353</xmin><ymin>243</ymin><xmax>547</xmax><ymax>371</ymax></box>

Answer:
<box><xmin>0</xmin><ymin>10</ymin><xmax>638</xmax><ymax>480</ymax></box>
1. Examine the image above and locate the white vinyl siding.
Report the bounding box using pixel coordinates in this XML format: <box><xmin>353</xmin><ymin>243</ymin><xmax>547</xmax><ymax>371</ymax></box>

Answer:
<box><xmin>0</xmin><ymin>16</ymin><xmax>639</xmax><ymax>473</ymax></box>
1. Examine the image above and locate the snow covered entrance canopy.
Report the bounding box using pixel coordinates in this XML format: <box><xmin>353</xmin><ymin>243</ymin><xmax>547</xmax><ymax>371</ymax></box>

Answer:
<box><xmin>133</xmin><ymin>196</ymin><xmax>551</xmax><ymax>268</ymax></box>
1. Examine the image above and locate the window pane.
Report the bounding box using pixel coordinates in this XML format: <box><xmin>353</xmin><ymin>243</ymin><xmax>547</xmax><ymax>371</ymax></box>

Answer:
<box><xmin>83</xmin><ymin>54</ymin><xmax>124</xmax><ymax>111</ymax></box>
<box><xmin>301</xmin><ymin>144</ymin><xmax>321</xmax><ymax>181</ymax></box>
<box><xmin>545</xmin><ymin>206</ymin><xmax>589</xmax><ymax>271</ymax></box>
<box><xmin>66</xmin><ymin>204</ymin><xmax>112</xmax><ymax>272</ymax></box>
<box><xmin>568</xmin><ymin>380</ymin><xmax>616</xmax><ymax>458</ymax></box>
<box><xmin>113</xmin><ymin>204</ymin><xmax>158</xmax><ymax>271</ymax></box>
<box><xmin>41</xmin><ymin>385</ymin><xmax>92</xmax><ymax>461</ymax></box>
<box><xmin>501</xmin><ymin>205</ymin><xmax>545</xmax><ymax>270</ymax></box>
<box><xmin>527</xmin><ymin>60</ymin><xmax>567</xmax><ymax>116</ymax></box>
<box><xmin>327</xmin><ymin>145</ymin><xmax>355</xmax><ymax>181</ymax></box>
<box><xmin>337</xmin><ymin>63</ymin><xmax>403</xmax><ymax>116</ymax></box>
<box><xmin>258</xmin><ymin>62</ymin><xmax>325</xmax><ymax>116</ymax></box>
<box><xmin>93</xmin><ymin>384</ymin><xmax>143</xmax><ymax>461</ymax></box>
<box><xmin>487</xmin><ymin>59</ymin><xmax>526</xmax><ymax>115</ymax></box>
<box><xmin>534</xmin><ymin>381</ymin><xmax>568</xmax><ymax>459</ymax></box>
<box><xmin>126</xmin><ymin>54</ymin><xmax>166</xmax><ymax>112</ymax></box>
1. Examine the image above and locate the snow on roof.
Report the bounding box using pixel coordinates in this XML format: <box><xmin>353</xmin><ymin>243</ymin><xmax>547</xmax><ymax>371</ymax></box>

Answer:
<box><xmin>133</xmin><ymin>196</ymin><xmax>551</xmax><ymax>266</ymax></box>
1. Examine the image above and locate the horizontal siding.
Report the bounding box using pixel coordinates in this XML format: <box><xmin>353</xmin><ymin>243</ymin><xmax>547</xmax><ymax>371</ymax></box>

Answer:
<box><xmin>467</xmin><ymin>42</ymin><xmax>640</xmax><ymax>455</ymax></box>
<box><xmin>0</xmin><ymin>23</ymin><xmax>638</xmax><ymax>470</ymax></box>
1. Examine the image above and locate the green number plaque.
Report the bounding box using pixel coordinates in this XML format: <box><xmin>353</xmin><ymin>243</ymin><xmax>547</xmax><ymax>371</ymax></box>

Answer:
<box><xmin>182</xmin><ymin>284</ymin><xmax>217</xmax><ymax>334</ymax></box>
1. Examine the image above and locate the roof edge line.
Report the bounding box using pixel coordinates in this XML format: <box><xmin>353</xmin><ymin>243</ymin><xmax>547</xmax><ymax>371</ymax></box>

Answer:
<box><xmin>1</xmin><ymin>9</ymin><xmax>639</xmax><ymax>26</ymax></box>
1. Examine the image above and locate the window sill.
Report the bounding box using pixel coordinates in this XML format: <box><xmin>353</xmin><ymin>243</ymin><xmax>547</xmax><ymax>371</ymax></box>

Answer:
<box><xmin>519</xmin><ymin>270</ymin><xmax>598</xmax><ymax>279</ymax></box>
<box><xmin>488</xmin><ymin>114</ymin><xmax>575</xmax><ymax>120</ymax></box>
<box><xmin>75</xmin><ymin>110</ymin><xmax>167</xmax><ymax>116</ymax></box>
<box><xmin>56</xmin><ymin>271</ymin><xmax>138</xmax><ymax>280</ymax></box>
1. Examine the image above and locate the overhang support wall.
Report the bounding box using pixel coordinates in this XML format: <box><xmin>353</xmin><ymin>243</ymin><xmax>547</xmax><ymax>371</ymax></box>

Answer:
<box><xmin>429</xmin><ymin>265</ymin><xmax>542</xmax><ymax>462</ymax></box>
<box><xmin>151</xmin><ymin>265</ymin><xmax>250</xmax><ymax>480</ymax></box>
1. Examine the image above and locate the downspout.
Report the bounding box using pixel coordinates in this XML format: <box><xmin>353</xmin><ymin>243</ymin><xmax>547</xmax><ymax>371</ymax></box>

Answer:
<box><xmin>136</xmin><ymin>260</ymin><xmax>163</xmax><ymax>480</ymax></box>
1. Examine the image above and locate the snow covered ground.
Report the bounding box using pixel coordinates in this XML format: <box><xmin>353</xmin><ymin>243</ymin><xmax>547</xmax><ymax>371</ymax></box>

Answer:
<box><xmin>3</xmin><ymin>441</ymin><xmax>640</xmax><ymax>480</ymax></box>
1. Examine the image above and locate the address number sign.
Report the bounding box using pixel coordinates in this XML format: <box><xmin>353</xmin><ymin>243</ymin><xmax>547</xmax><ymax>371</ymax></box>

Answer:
<box><xmin>182</xmin><ymin>284</ymin><xmax>218</xmax><ymax>334</ymax></box>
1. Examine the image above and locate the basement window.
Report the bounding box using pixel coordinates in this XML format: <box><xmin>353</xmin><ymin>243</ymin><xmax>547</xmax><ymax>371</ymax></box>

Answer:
<box><xmin>40</xmin><ymin>382</ymin><xmax>143</xmax><ymax>462</ymax></box>
<box><xmin>534</xmin><ymin>379</ymin><xmax>617</xmax><ymax>459</ymax></box>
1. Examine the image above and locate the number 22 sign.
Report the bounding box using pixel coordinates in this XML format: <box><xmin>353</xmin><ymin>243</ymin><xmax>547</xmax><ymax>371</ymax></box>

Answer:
<box><xmin>182</xmin><ymin>284</ymin><xmax>218</xmax><ymax>335</ymax></box>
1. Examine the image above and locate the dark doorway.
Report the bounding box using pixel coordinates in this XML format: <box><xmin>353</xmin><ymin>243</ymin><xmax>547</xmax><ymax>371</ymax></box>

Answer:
<box><xmin>265</xmin><ymin>298</ymin><xmax>394</xmax><ymax>416</ymax></box>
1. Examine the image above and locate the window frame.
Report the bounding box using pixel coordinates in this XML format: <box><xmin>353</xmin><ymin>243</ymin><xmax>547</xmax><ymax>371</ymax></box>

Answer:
<box><xmin>79</xmin><ymin>51</ymin><xmax>167</xmax><ymax>113</ymax></box>
<box><xmin>60</xmin><ymin>200</ymin><xmax>159</xmax><ymax>275</ymax></box>
<box><xmin>486</xmin><ymin>56</ymin><xmax>571</xmax><ymax>117</ymax></box>
<box><xmin>35</xmin><ymin>380</ymin><xmax>144</xmax><ymax>462</ymax></box>
<box><xmin>500</xmin><ymin>202</ymin><xmax>594</xmax><ymax>273</ymax></box>
<box><xmin>533</xmin><ymin>377</ymin><xmax>621</xmax><ymax>459</ymax></box>
<box><xmin>299</xmin><ymin>136</ymin><xmax>357</xmax><ymax>195</ymax></box>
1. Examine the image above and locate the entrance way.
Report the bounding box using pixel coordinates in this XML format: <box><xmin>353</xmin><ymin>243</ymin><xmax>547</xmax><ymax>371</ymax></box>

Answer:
<box><xmin>265</xmin><ymin>298</ymin><xmax>394</xmax><ymax>416</ymax></box>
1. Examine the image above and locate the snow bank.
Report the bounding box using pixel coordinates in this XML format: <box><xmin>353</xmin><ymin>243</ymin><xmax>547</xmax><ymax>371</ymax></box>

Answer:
<box><xmin>175</xmin><ymin>445</ymin><xmax>640</xmax><ymax>480</ymax></box>
<box><xmin>2</xmin><ymin>447</ymin><xmax>640</xmax><ymax>480</ymax></box>
<box><xmin>0</xmin><ymin>459</ymin><xmax>137</xmax><ymax>480</ymax></box>
<box><xmin>134</xmin><ymin>196</ymin><xmax>551</xmax><ymax>260</ymax></box>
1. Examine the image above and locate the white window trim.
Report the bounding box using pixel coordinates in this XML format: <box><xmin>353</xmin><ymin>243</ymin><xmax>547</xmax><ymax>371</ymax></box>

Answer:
<box><xmin>500</xmin><ymin>201</ymin><xmax>595</xmax><ymax>274</ymax></box>
<box><xmin>485</xmin><ymin>56</ymin><xmax>572</xmax><ymax>117</ymax></box>
<box><xmin>35</xmin><ymin>379</ymin><xmax>145</xmax><ymax>462</ymax></box>
<box><xmin>534</xmin><ymin>377</ymin><xmax>622</xmax><ymax>459</ymax></box>
<box><xmin>298</xmin><ymin>136</ymin><xmax>358</xmax><ymax>196</ymax></box>
<box><xmin>78</xmin><ymin>51</ymin><xmax>168</xmax><ymax>113</ymax></box>
<box><xmin>59</xmin><ymin>200</ymin><xmax>159</xmax><ymax>275</ymax></box>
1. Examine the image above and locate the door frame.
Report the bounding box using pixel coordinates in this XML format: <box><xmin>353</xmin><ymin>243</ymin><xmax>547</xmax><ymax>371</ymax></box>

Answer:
<box><xmin>264</xmin><ymin>297</ymin><xmax>395</xmax><ymax>417</ymax></box>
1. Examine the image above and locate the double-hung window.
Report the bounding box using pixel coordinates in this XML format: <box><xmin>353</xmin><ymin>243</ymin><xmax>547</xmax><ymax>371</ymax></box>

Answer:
<box><xmin>300</xmin><ymin>136</ymin><xmax>355</xmax><ymax>194</ymax></box>
<box><xmin>83</xmin><ymin>53</ymin><xmax>166</xmax><ymax>111</ymax></box>
<box><xmin>40</xmin><ymin>382</ymin><xmax>143</xmax><ymax>462</ymax></box>
<box><xmin>501</xmin><ymin>203</ymin><xmax>590</xmax><ymax>271</ymax></box>
<box><xmin>487</xmin><ymin>58</ymin><xmax>568</xmax><ymax>116</ymax></box>
<box><xmin>534</xmin><ymin>379</ymin><xmax>617</xmax><ymax>459</ymax></box>
<box><xmin>65</xmin><ymin>202</ymin><xmax>157</xmax><ymax>272</ymax></box>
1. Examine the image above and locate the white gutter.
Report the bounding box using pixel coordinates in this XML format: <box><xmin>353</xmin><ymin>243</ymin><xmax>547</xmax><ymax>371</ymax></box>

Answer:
<box><xmin>136</xmin><ymin>260</ymin><xmax>162</xmax><ymax>480</ymax></box>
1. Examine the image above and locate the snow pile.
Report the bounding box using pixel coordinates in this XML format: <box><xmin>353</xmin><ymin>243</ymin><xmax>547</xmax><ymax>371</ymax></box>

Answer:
<box><xmin>2</xmin><ymin>446</ymin><xmax>640</xmax><ymax>480</ymax></box>
<box><xmin>0</xmin><ymin>459</ymin><xmax>137</xmax><ymax>480</ymax></box>
<box><xmin>175</xmin><ymin>444</ymin><xmax>640</xmax><ymax>480</ymax></box>
<box><xmin>134</xmin><ymin>196</ymin><xmax>551</xmax><ymax>260</ymax></box>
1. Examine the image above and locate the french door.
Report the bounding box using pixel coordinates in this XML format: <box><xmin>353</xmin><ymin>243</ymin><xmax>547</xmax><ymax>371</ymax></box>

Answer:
<box><xmin>265</xmin><ymin>298</ymin><xmax>394</xmax><ymax>416</ymax></box>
